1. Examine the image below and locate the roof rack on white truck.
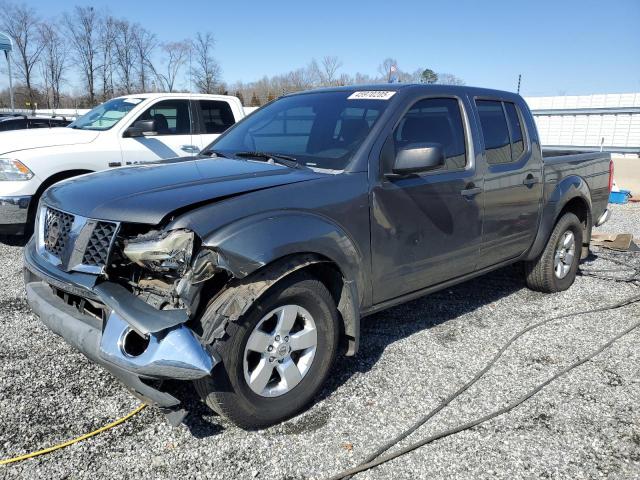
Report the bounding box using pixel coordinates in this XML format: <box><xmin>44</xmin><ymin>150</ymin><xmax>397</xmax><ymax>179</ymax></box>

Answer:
<box><xmin>0</xmin><ymin>93</ymin><xmax>245</xmax><ymax>236</ymax></box>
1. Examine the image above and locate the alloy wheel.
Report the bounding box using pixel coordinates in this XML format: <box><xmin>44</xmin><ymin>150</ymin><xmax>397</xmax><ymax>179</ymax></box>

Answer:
<box><xmin>243</xmin><ymin>304</ymin><xmax>318</xmax><ymax>397</ymax></box>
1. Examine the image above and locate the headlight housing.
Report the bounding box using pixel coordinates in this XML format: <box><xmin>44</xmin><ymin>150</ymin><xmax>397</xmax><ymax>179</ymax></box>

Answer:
<box><xmin>123</xmin><ymin>229</ymin><xmax>194</xmax><ymax>275</ymax></box>
<box><xmin>0</xmin><ymin>158</ymin><xmax>34</xmax><ymax>181</ymax></box>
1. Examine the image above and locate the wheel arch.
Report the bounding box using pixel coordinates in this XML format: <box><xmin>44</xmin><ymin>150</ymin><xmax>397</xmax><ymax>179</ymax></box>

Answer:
<box><xmin>524</xmin><ymin>175</ymin><xmax>593</xmax><ymax>261</ymax></box>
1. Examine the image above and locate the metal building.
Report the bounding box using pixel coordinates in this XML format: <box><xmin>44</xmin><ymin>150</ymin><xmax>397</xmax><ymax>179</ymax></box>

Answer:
<box><xmin>525</xmin><ymin>93</ymin><xmax>640</xmax><ymax>156</ymax></box>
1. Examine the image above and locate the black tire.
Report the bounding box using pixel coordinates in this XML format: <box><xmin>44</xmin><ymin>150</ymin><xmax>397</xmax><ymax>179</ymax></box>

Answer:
<box><xmin>524</xmin><ymin>212</ymin><xmax>583</xmax><ymax>293</ymax></box>
<box><xmin>194</xmin><ymin>272</ymin><xmax>339</xmax><ymax>429</ymax></box>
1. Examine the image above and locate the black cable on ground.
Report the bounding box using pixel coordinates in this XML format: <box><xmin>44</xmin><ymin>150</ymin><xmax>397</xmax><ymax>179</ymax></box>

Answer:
<box><xmin>328</xmin><ymin>264</ymin><xmax>640</xmax><ymax>480</ymax></box>
<box><xmin>332</xmin><ymin>244</ymin><xmax>640</xmax><ymax>480</ymax></box>
<box><xmin>326</xmin><ymin>305</ymin><xmax>640</xmax><ymax>480</ymax></box>
<box><xmin>579</xmin><ymin>248</ymin><xmax>640</xmax><ymax>283</ymax></box>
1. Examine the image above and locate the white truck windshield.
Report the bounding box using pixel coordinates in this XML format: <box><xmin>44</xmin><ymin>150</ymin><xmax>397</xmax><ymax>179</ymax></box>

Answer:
<box><xmin>69</xmin><ymin>97</ymin><xmax>144</xmax><ymax>131</ymax></box>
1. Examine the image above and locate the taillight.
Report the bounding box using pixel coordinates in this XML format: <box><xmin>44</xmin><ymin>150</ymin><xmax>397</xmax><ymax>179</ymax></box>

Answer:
<box><xmin>608</xmin><ymin>159</ymin><xmax>614</xmax><ymax>192</ymax></box>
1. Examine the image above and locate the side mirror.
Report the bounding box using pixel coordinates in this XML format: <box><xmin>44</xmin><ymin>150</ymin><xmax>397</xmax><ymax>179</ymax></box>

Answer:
<box><xmin>123</xmin><ymin>119</ymin><xmax>157</xmax><ymax>138</ymax></box>
<box><xmin>391</xmin><ymin>143</ymin><xmax>445</xmax><ymax>175</ymax></box>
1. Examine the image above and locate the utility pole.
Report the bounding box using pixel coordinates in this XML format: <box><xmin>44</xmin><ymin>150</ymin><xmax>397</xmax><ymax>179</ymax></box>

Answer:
<box><xmin>517</xmin><ymin>74</ymin><xmax>522</xmax><ymax>94</ymax></box>
<box><xmin>5</xmin><ymin>51</ymin><xmax>14</xmax><ymax>112</ymax></box>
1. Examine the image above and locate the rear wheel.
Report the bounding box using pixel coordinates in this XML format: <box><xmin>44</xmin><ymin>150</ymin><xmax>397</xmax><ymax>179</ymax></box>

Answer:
<box><xmin>524</xmin><ymin>212</ymin><xmax>583</xmax><ymax>293</ymax></box>
<box><xmin>194</xmin><ymin>272</ymin><xmax>339</xmax><ymax>429</ymax></box>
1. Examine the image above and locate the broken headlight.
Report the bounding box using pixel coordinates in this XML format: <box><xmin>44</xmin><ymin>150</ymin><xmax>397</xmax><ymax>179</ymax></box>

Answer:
<box><xmin>123</xmin><ymin>229</ymin><xmax>194</xmax><ymax>275</ymax></box>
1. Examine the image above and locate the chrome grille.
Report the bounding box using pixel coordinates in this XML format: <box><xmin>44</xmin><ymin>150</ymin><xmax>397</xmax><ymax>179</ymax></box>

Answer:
<box><xmin>38</xmin><ymin>206</ymin><xmax>119</xmax><ymax>273</ymax></box>
<box><xmin>82</xmin><ymin>221</ymin><xmax>118</xmax><ymax>267</ymax></box>
<box><xmin>43</xmin><ymin>207</ymin><xmax>74</xmax><ymax>258</ymax></box>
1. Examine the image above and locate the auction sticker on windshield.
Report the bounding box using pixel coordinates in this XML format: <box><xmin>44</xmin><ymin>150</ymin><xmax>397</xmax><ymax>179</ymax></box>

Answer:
<box><xmin>348</xmin><ymin>91</ymin><xmax>396</xmax><ymax>100</ymax></box>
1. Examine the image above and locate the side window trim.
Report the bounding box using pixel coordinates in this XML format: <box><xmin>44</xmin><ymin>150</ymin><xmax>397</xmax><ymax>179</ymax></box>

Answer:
<box><xmin>190</xmin><ymin>99</ymin><xmax>203</xmax><ymax>134</ymax></box>
<box><xmin>513</xmin><ymin>102</ymin><xmax>531</xmax><ymax>159</ymax></box>
<box><xmin>502</xmin><ymin>101</ymin><xmax>529</xmax><ymax>163</ymax></box>
<box><xmin>500</xmin><ymin>101</ymin><xmax>516</xmax><ymax>161</ymax></box>
<box><xmin>383</xmin><ymin>94</ymin><xmax>473</xmax><ymax>177</ymax></box>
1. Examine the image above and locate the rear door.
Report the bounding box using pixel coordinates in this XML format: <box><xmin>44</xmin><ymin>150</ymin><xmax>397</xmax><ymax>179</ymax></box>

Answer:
<box><xmin>474</xmin><ymin>98</ymin><xmax>543</xmax><ymax>267</ymax></box>
<box><xmin>120</xmin><ymin>98</ymin><xmax>196</xmax><ymax>164</ymax></box>
<box><xmin>370</xmin><ymin>95</ymin><xmax>484</xmax><ymax>303</ymax></box>
<box><xmin>193</xmin><ymin>99</ymin><xmax>238</xmax><ymax>150</ymax></box>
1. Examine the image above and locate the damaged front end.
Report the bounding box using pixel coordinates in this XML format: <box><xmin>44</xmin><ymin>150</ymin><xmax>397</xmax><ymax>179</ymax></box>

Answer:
<box><xmin>23</xmin><ymin>207</ymin><xmax>229</xmax><ymax>417</ymax></box>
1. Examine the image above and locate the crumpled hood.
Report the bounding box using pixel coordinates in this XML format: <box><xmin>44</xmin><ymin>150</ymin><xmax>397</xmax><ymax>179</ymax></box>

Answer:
<box><xmin>0</xmin><ymin>127</ymin><xmax>99</xmax><ymax>154</ymax></box>
<box><xmin>42</xmin><ymin>157</ymin><xmax>323</xmax><ymax>224</ymax></box>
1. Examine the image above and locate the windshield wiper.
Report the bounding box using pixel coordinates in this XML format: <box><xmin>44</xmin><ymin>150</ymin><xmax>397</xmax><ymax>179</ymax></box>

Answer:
<box><xmin>234</xmin><ymin>151</ymin><xmax>301</xmax><ymax>169</ymax></box>
<box><xmin>200</xmin><ymin>149</ymin><xmax>228</xmax><ymax>158</ymax></box>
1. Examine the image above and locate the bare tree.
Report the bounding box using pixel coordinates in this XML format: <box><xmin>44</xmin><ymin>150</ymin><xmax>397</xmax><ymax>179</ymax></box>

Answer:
<box><xmin>132</xmin><ymin>26</ymin><xmax>156</xmax><ymax>92</ymax></box>
<box><xmin>437</xmin><ymin>72</ymin><xmax>465</xmax><ymax>85</ymax></box>
<box><xmin>191</xmin><ymin>32</ymin><xmax>221</xmax><ymax>94</ymax></box>
<box><xmin>320</xmin><ymin>55</ymin><xmax>342</xmax><ymax>85</ymax></box>
<box><xmin>38</xmin><ymin>22</ymin><xmax>67</xmax><ymax>109</ymax></box>
<box><xmin>377</xmin><ymin>58</ymin><xmax>398</xmax><ymax>82</ymax></box>
<box><xmin>64</xmin><ymin>6</ymin><xmax>100</xmax><ymax>105</ymax></box>
<box><xmin>287</xmin><ymin>65</ymin><xmax>316</xmax><ymax>91</ymax></box>
<box><xmin>98</xmin><ymin>15</ymin><xmax>117</xmax><ymax>100</ymax></box>
<box><xmin>154</xmin><ymin>41</ymin><xmax>189</xmax><ymax>92</ymax></box>
<box><xmin>113</xmin><ymin>19</ymin><xmax>135</xmax><ymax>94</ymax></box>
<box><xmin>0</xmin><ymin>2</ymin><xmax>44</xmax><ymax>107</ymax></box>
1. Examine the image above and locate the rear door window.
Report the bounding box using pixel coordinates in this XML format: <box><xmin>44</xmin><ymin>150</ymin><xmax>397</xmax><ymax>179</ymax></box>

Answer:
<box><xmin>393</xmin><ymin>97</ymin><xmax>467</xmax><ymax>171</ymax></box>
<box><xmin>198</xmin><ymin>100</ymin><xmax>236</xmax><ymax>134</ymax></box>
<box><xmin>504</xmin><ymin>102</ymin><xmax>525</xmax><ymax>160</ymax></box>
<box><xmin>476</xmin><ymin>100</ymin><xmax>512</xmax><ymax>165</ymax></box>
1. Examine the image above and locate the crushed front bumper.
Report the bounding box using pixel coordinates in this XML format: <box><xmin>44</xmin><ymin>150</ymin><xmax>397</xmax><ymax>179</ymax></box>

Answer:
<box><xmin>0</xmin><ymin>195</ymin><xmax>31</xmax><ymax>235</ymax></box>
<box><xmin>23</xmin><ymin>239</ymin><xmax>216</xmax><ymax>409</ymax></box>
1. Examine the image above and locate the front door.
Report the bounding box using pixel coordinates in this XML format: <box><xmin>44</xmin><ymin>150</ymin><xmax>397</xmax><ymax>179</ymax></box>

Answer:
<box><xmin>370</xmin><ymin>96</ymin><xmax>484</xmax><ymax>303</ymax></box>
<box><xmin>120</xmin><ymin>99</ymin><xmax>197</xmax><ymax>164</ymax></box>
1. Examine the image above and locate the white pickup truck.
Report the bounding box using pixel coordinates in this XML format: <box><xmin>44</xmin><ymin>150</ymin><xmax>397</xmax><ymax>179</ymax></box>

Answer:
<box><xmin>0</xmin><ymin>93</ymin><xmax>245</xmax><ymax>236</ymax></box>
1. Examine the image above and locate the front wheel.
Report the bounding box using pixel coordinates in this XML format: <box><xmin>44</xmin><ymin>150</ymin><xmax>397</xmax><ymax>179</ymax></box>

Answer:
<box><xmin>524</xmin><ymin>212</ymin><xmax>583</xmax><ymax>293</ymax></box>
<box><xmin>194</xmin><ymin>272</ymin><xmax>339</xmax><ymax>429</ymax></box>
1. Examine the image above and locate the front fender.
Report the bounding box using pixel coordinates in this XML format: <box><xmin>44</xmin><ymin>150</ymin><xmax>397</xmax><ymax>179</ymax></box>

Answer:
<box><xmin>524</xmin><ymin>175</ymin><xmax>592</xmax><ymax>261</ymax></box>
<box><xmin>201</xmin><ymin>211</ymin><xmax>364</xmax><ymax>294</ymax></box>
<box><xmin>195</xmin><ymin>211</ymin><xmax>364</xmax><ymax>355</ymax></box>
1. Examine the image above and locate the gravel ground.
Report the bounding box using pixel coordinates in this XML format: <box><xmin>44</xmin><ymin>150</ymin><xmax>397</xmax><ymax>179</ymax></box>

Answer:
<box><xmin>1</xmin><ymin>204</ymin><xmax>639</xmax><ymax>480</ymax></box>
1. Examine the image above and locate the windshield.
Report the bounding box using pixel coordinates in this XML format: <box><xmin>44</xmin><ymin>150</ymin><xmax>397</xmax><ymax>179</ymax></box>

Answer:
<box><xmin>69</xmin><ymin>97</ymin><xmax>144</xmax><ymax>131</ymax></box>
<box><xmin>207</xmin><ymin>91</ymin><xmax>391</xmax><ymax>170</ymax></box>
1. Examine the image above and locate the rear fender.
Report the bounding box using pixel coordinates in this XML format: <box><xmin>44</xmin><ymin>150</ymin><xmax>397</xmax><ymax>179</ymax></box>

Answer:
<box><xmin>524</xmin><ymin>175</ymin><xmax>592</xmax><ymax>261</ymax></box>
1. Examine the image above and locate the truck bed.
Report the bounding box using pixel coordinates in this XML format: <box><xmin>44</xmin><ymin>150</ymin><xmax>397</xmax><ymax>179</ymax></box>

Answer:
<box><xmin>540</xmin><ymin>148</ymin><xmax>611</xmax><ymax>227</ymax></box>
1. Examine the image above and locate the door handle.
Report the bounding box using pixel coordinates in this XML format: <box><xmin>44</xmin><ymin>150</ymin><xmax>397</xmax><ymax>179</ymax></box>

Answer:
<box><xmin>523</xmin><ymin>175</ymin><xmax>539</xmax><ymax>187</ymax></box>
<box><xmin>461</xmin><ymin>186</ymin><xmax>482</xmax><ymax>199</ymax></box>
<box><xmin>180</xmin><ymin>145</ymin><xmax>200</xmax><ymax>153</ymax></box>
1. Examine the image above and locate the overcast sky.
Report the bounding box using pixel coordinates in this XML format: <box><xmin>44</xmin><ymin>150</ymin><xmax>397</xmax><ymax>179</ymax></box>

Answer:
<box><xmin>1</xmin><ymin>0</ymin><xmax>639</xmax><ymax>96</ymax></box>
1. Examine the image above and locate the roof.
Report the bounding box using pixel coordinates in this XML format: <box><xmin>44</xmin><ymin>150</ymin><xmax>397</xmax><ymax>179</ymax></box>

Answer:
<box><xmin>111</xmin><ymin>92</ymin><xmax>238</xmax><ymax>100</ymax></box>
<box><xmin>286</xmin><ymin>83</ymin><xmax>522</xmax><ymax>100</ymax></box>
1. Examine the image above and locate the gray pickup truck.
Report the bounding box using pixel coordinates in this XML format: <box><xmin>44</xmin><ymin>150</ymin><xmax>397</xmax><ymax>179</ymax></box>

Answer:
<box><xmin>23</xmin><ymin>84</ymin><xmax>612</xmax><ymax>429</ymax></box>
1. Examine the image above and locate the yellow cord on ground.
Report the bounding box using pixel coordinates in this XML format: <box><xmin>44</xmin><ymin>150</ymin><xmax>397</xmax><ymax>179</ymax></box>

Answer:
<box><xmin>0</xmin><ymin>404</ymin><xmax>146</xmax><ymax>466</ymax></box>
